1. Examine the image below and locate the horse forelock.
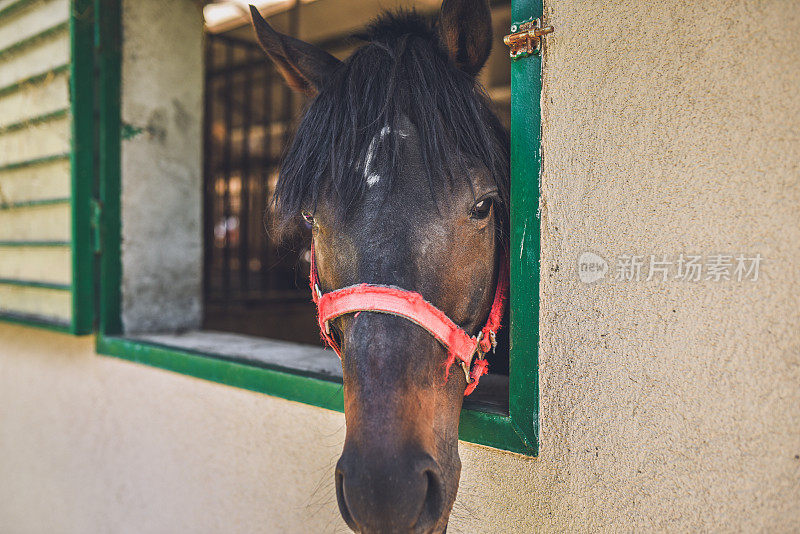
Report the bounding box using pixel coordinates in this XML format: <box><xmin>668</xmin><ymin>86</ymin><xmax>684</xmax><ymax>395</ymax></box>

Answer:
<box><xmin>272</xmin><ymin>10</ymin><xmax>509</xmax><ymax>235</ymax></box>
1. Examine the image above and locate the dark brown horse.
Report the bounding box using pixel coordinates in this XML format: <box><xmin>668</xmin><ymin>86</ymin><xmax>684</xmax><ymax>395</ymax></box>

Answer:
<box><xmin>251</xmin><ymin>1</ymin><xmax>509</xmax><ymax>531</ymax></box>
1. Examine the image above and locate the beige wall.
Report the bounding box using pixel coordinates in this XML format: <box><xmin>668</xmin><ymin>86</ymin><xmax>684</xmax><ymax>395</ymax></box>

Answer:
<box><xmin>1</xmin><ymin>0</ymin><xmax>799</xmax><ymax>532</ymax></box>
<box><xmin>0</xmin><ymin>325</ymin><xmax>349</xmax><ymax>534</ymax></box>
<box><xmin>535</xmin><ymin>0</ymin><xmax>799</xmax><ymax>530</ymax></box>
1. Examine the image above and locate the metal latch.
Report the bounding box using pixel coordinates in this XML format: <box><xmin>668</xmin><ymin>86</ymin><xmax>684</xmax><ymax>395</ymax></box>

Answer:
<box><xmin>503</xmin><ymin>18</ymin><xmax>554</xmax><ymax>59</ymax></box>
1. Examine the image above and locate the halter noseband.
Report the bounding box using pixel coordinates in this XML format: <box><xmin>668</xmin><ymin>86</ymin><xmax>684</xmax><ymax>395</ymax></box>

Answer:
<box><xmin>309</xmin><ymin>242</ymin><xmax>508</xmax><ymax>396</ymax></box>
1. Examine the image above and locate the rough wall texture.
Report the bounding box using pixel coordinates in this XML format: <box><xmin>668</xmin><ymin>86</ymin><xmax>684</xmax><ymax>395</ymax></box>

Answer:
<box><xmin>0</xmin><ymin>0</ymin><xmax>798</xmax><ymax>532</ymax></box>
<box><xmin>0</xmin><ymin>325</ymin><xmax>349</xmax><ymax>534</ymax></box>
<box><xmin>530</xmin><ymin>0</ymin><xmax>800</xmax><ymax>530</ymax></box>
<box><xmin>120</xmin><ymin>0</ymin><xmax>204</xmax><ymax>333</ymax></box>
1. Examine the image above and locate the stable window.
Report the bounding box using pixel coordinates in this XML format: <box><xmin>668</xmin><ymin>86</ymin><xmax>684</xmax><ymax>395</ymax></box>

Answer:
<box><xmin>95</xmin><ymin>0</ymin><xmax>538</xmax><ymax>454</ymax></box>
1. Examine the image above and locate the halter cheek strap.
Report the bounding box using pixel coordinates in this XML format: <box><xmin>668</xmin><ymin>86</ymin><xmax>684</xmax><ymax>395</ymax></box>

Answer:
<box><xmin>309</xmin><ymin>241</ymin><xmax>508</xmax><ymax>396</ymax></box>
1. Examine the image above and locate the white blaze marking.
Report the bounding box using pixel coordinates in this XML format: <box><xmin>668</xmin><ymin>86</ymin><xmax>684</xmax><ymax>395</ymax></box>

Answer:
<box><xmin>364</xmin><ymin>126</ymin><xmax>392</xmax><ymax>188</ymax></box>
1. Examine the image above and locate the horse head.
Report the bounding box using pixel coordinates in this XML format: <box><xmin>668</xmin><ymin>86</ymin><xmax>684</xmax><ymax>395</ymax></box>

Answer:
<box><xmin>251</xmin><ymin>1</ymin><xmax>508</xmax><ymax>530</ymax></box>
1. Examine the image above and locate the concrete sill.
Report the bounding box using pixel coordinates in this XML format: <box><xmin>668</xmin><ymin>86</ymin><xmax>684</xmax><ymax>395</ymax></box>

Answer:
<box><xmin>124</xmin><ymin>329</ymin><xmax>509</xmax><ymax>415</ymax></box>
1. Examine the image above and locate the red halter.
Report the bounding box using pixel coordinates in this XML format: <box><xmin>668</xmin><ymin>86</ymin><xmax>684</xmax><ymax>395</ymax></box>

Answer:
<box><xmin>309</xmin><ymin>242</ymin><xmax>508</xmax><ymax>396</ymax></box>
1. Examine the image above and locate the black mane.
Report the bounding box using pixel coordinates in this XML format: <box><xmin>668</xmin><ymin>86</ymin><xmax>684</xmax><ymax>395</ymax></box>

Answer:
<box><xmin>273</xmin><ymin>11</ymin><xmax>509</xmax><ymax>227</ymax></box>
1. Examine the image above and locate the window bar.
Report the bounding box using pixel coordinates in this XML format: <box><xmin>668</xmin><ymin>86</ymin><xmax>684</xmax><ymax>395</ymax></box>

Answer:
<box><xmin>281</xmin><ymin>1</ymin><xmax>301</xmax><ymax>297</ymax></box>
<box><xmin>260</xmin><ymin>55</ymin><xmax>274</xmax><ymax>295</ymax></box>
<box><xmin>221</xmin><ymin>41</ymin><xmax>235</xmax><ymax>302</ymax></box>
<box><xmin>203</xmin><ymin>35</ymin><xmax>215</xmax><ymax>304</ymax></box>
<box><xmin>239</xmin><ymin>45</ymin><xmax>253</xmax><ymax>297</ymax></box>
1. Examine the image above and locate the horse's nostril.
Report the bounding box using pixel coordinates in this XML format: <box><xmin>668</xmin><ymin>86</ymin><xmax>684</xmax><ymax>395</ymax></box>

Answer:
<box><xmin>416</xmin><ymin>468</ymin><xmax>446</xmax><ymax>532</ymax></box>
<box><xmin>336</xmin><ymin>453</ymin><xmax>447</xmax><ymax>533</ymax></box>
<box><xmin>335</xmin><ymin>468</ymin><xmax>358</xmax><ymax>532</ymax></box>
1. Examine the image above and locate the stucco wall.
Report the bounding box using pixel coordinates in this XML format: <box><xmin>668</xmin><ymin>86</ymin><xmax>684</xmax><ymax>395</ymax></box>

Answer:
<box><xmin>0</xmin><ymin>324</ymin><xmax>349</xmax><ymax>533</ymax></box>
<box><xmin>0</xmin><ymin>0</ymin><xmax>799</xmax><ymax>532</ymax></box>
<box><xmin>120</xmin><ymin>0</ymin><xmax>204</xmax><ymax>333</ymax></box>
<box><xmin>535</xmin><ymin>0</ymin><xmax>800</xmax><ymax>529</ymax></box>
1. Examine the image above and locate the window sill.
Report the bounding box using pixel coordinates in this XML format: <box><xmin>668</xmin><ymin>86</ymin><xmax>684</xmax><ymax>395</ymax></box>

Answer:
<box><xmin>129</xmin><ymin>330</ymin><xmax>341</xmax><ymax>381</ymax></box>
<box><xmin>97</xmin><ymin>331</ymin><xmax>532</xmax><ymax>454</ymax></box>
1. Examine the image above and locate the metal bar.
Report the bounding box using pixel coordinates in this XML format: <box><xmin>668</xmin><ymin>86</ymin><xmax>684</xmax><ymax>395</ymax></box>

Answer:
<box><xmin>205</xmin><ymin>291</ymin><xmax>311</xmax><ymax>304</ymax></box>
<box><xmin>220</xmin><ymin>41</ymin><xmax>235</xmax><ymax>300</ymax></box>
<box><xmin>0</xmin><ymin>153</ymin><xmax>69</xmax><ymax>173</ymax></box>
<box><xmin>238</xmin><ymin>46</ymin><xmax>253</xmax><ymax>295</ymax></box>
<box><xmin>0</xmin><ymin>64</ymin><xmax>69</xmax><ymax>99</ymax></box>
<box><xmin>0</xmin><ymin>278</ymin><xmax>71</xmax><ymax>290</ymax></box>
<box><xmin>0</xmin><ymin>197</ymin><xmax>69</xmax><ymax>210</ymax></box>
<box><xmin>0</xmin><ymin>20</ymin><xmax>69</xmax><ymax>60</ymax></box>
<box><xmin>206</xmin><ymin>56</ymin><xmax>267</xmax><ymax>78</ymax></box>
<box><xmin>202</xmin><ymin>34</ymin><xmax>216</xmax><ymax>307</ymax></box>
<box><xmin>0</xmin><ymin>240</ymin><xmax>69</xmax><ymax>247</ymax></box>
<box><xmin>0</xmin><ymin>108</ymin><xmax>69</xmax><ymax>135</ymax></box>
<box><xmin>211</xmin><ymin>33</ymin><xmax>262</xmax><ymax>48</ymax></box>
<box><xmin>209</xmin><ymin>152</ymin><xmax>292</xmax><ymax>175</ymax></box>
<box><xmin>260</xmin><ymin>54</ymin><xmax>274</xmax><ymax>293</ymax></box>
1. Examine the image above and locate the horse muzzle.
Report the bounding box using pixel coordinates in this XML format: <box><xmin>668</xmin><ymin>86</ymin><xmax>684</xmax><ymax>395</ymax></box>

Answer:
<box><xmin>335</xmin><ymin>448</ymin><xmax>446</xmax><ymax>533</ymax></box>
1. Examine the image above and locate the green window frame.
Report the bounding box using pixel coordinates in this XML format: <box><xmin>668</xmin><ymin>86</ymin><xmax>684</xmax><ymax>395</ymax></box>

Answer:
<box><xmin>94</xmin><ymin>0</ymin><xmax>541</xmax><ymax>455</ymax></box>
<box><xmin>0</xmin><ymin>0</ymin><xmax>95</xmax><ymax>334</ymax></box>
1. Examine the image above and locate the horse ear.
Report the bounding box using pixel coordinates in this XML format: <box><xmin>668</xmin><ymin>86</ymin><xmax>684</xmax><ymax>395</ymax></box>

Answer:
<box><xmin>249</xmin><ymin>5</ymin><xmax>341</xmax><ymax>96</ymax></box>
<box><xmin>435</xmin><ymin>0</ymin><xmax>493</xmax><ymax>76</ymax></box>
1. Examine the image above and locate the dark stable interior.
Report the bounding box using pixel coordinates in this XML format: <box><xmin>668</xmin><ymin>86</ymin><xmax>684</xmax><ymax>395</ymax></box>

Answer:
<box><xmin>202</xmin><ymin>3</ymin><xmax>512</xmax><ymax>412</ymax></box>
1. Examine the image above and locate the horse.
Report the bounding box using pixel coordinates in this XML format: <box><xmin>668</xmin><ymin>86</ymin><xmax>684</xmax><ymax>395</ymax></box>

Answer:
<box><xmin>250</xmin><ymin>0</ymin><xmax>509</xmax><ymax>531</ymax></box>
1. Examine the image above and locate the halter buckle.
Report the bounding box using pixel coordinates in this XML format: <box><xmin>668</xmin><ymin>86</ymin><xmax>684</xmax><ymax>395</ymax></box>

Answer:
<box><xmin>462</xmin><ymin>332</ymin><xmax>486</xmax><ymax>384</ymax></box>
<box><xmin>461</xmin><ymin>360</ymin><xmax>473</xmax><ymax>383</ymax></box>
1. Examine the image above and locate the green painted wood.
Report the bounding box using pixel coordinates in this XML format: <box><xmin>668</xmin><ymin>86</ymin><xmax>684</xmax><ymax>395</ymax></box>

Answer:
<box><xmin>70</xmin><ymin>0</ymin><xmax>96</xmax><ymax>334</ymax></box>
<box><xmin>97</xmin><ymin>335</ymin><xmax>530</xmax><ymax>453</ymax></box>
<box><xmin>0</xmin><ymin>109</ymin><xmax>69</xmax><ymax>135</ymax></box>
<box><xmin>0</xmin><ymin>197</ymin><xmax>70</xmax><ymax>210</ymax></box>
<box><xmin>458</xmin><ymin>408</ymin><xmax>533</xmax><ymax>454</ymax></box>
<box><xmin>0</xmin><ymin>240</ymin><xmax>70</xmax><ymax>247</ymax></box>
<box><xmin>92</xmin><ymin>0</ymin><xmax>541</xmax><ymax>455</ymax></box>
<box><xmin>0</xmin><ymin>278</ymin><xmax>71</xmax><ymax>290</ymax></box>
<box><xmin>99</xmin><ymin>336</ymin><xmax>346</xmax><ymax>412</ymax></box>
<box><xmin>507</xmin><ymin>0</ymin><xmax>542</xmax><ymax>455</ymax></box>
<box><xmin>0</xmin><ymin>3</ymin><xmax>76</xmax><ymax>333</ymax></box>
<box><xmin>0</xmin><ymin>311</ymin><xmax>71</xmax><ymax>332</ymax></box>
<box><xmin>0</xmin><ymin>21</ymin><xmax>69</xmax><ymax>60</ymax></box>
<box><xmin>0</xmin><ymin>2</ymin><xmax>95</xmax><ymax>335</ymax></box>
<box><xmin>0</xmin><ymin>0</ymin><xmax>42</xmax><ymax>20</ymax></box>
<box><xmin>95</xmin><ymin>0</ymin><xmax>121</xmax><ymax>335</ymax></box>
<box><xmin>0</xmin><ymin>153</ymin><xmax>69</xmax><ymax>173</ymax></box>
<box><xmin>0</xmin><ymin>65</ymin><xmax>70</xmax><ymax>99</ymax></box>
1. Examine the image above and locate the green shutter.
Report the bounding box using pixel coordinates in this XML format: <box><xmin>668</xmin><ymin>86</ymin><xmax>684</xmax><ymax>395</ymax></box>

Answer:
<box><xmin>0</xmin><ymin>0</ymin><xmax>95</xmax><ymax>334</ymax></box>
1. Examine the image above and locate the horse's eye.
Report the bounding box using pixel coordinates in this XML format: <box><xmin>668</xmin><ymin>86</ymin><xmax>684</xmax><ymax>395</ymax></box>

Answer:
<box><xmin>301</xmin><ymin>210</ymin><xmax>314</xmax><ymax>225</ymax></box>
<box><xmin>470</xmin><ymin>198</ymin><xmax>493</xmax><ymax>220</ymax></box>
